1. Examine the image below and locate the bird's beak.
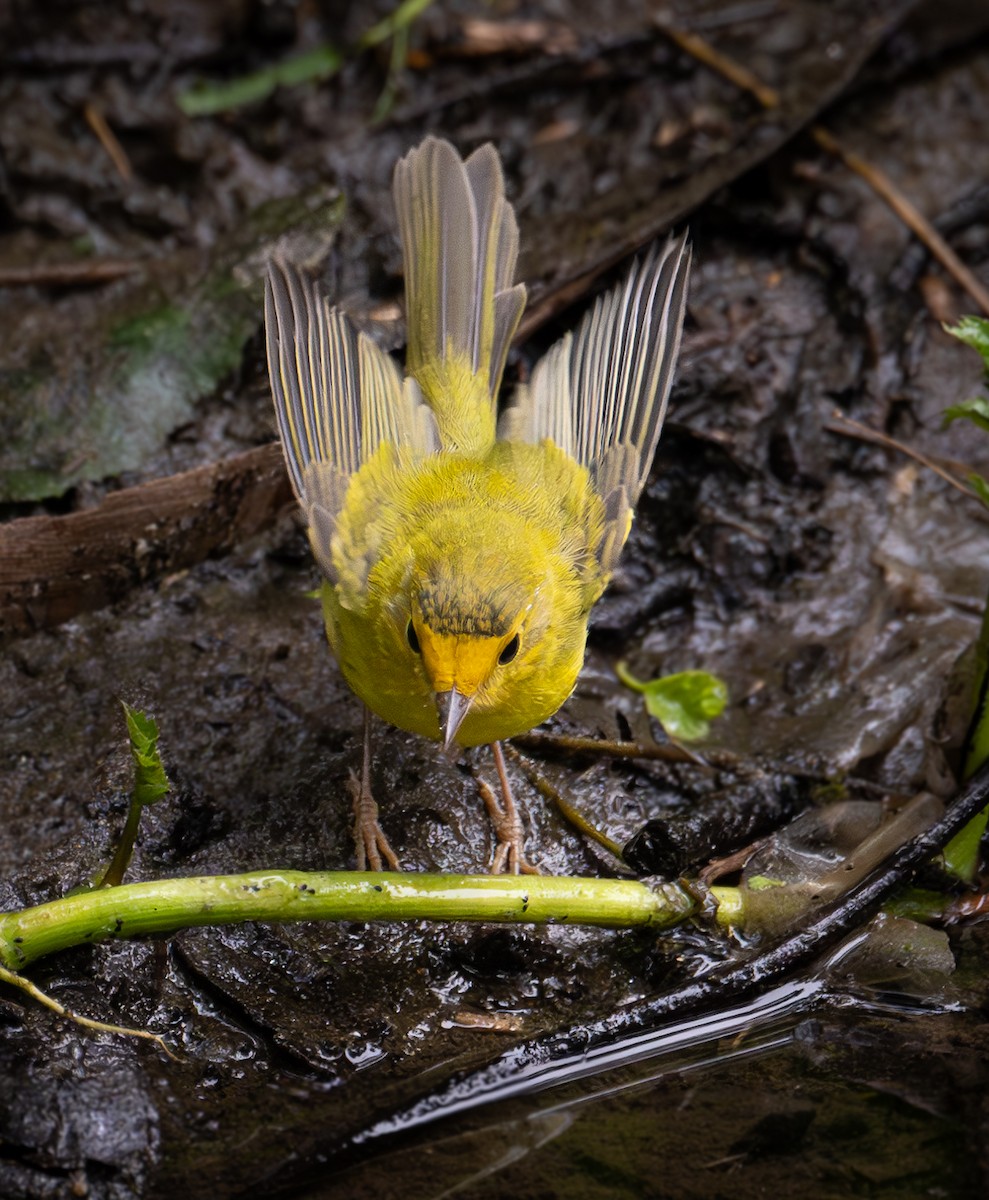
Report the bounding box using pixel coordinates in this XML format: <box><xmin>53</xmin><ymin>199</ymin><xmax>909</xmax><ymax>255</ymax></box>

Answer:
<box><xmin>435</xmin><ymin>688</ymin><xmax>473</xmax><ymax>752</ymax></box>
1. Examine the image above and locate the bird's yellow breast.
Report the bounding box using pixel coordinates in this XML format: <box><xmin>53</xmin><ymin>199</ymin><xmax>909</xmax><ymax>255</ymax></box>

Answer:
<box><xmin>320</xmin><ymin>439</ymin><xmax>608</xmax><ymax>746</ymax></box>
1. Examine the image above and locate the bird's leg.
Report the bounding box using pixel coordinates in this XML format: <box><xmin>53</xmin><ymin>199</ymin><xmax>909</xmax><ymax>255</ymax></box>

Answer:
<box><xmin>346</xmin><ymin>707</ymin><xmax>401</xmax><ymax>871</ymax></box>
<box><xmin>479</xmin><ymin>741</ymin><xmax>540</xmax><ymax>876</ymax></box>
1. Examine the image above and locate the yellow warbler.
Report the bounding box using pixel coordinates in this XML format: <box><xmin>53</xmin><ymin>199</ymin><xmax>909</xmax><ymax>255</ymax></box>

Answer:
<box><xmin>265</xmin><ymin>137</ymin><xmax>690</xmax><ymax>872</ymax></box>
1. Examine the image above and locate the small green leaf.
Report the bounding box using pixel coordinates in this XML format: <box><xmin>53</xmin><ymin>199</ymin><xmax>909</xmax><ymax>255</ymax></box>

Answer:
<box><xmin>944</xmin><ymin>316</ymin><xmax>989</xmax><ymax>370</ymax></box>
<box><xmin>177</xmin><ymin>1</ymin><xmax>434</xmax><ymax>117</ymax></box>
<box><xmin>966</xmin><ymin>472</ymin><xmax>989</xmax><ymax>510</ymax></box>
<box><xmin>177</xmin><ymin>44</ymin><xmax>344</xmax><ymax>116</ymax></box>
<box><xmin>122</xmin><ymin>702</ymin><xmax>170</xmax><ymax>808</ymax></box>
<box><xmin>616</xmin><ymin>664</ymin><xmax>728</xmax><ymax>741</ymax></box>
<box><xmin>883</xmin><ymin>886</ymin><xmax>952</xmax><ymax>923</ymax></box>
<box><xmin>943</xmin><ymin>396</ymin><xmax>989</xmax><ymax>434</ymax></box>
<box><xmin>941</xmin><ymin>805</ymin><xmax>988</xmax><ymax>885</ymax></box>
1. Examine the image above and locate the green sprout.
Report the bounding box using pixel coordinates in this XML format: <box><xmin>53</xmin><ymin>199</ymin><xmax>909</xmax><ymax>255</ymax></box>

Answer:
<box><xmin>95</xmin><ymin>703</ymin><xmax>171</xmax><ymax>889</ymax></box>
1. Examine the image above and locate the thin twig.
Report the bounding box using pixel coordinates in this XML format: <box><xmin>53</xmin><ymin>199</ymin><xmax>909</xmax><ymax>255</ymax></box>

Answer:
<box><xmin>825</xmin><ymin>409</ymin><xmax>980</xmax><ymax>499</ymax></box>
<box><xmin>0</xmin><ymin>964</ymin><xmax>176</xmax><ymax>1058</ymax></box>
<box><xmin>83</xmin><ymin>102</ymin><xmax>133</xmax><ymax>182</ymax></box>
<box><xmin>504</xmin><ymin>745</ymin><xmax>627</xmax><ymax>864</ymax></box>
<box><xmin>514</xmin><ymin>730</ymin><xmax>903</xmax><ymax>800</ymax></box>
<box><xmin>0</xmin><ymin>260</ymin><xmax>140</xmax><ymax>287</ymax></box>
<box><xmin>514</xmin><ymin>731</ymin><xmax>700</xmax><ymax>765</ymax></box>
<box><xmin>656</xmin><ymin>22</ymin><xmax>780</xmax><ymax>108</ymax></box>
<box><xmin>455</xmin><ymin>18</ymin><xmax>578</xmax><ymax>57</ymax></box>
<box><xmin>811</xmin><ymin>127</ymin><xmax>989</xmax><ymax>318</ymax></box>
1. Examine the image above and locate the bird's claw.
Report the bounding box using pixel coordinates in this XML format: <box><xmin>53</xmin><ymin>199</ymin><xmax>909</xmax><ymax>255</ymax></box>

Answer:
<box><xmin>347</xmin><ymin>769</ymin><xmax>401</xmax><ymax>871</ymax></box>
<box><xmin>490</xmin><ymin>837</ymin><xmax>541</xmax><ymax>876</ymax></box>
<box><xmin>477</xmin><ymin>777</ymin><xmax>541</xmax><ymax>875</ymax></box>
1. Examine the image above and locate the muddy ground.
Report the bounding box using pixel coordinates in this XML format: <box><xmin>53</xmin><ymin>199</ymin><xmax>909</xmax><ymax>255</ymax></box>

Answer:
<box><xmin>1</xmin><ymin>2</ymin><xmax>989</xmax><ymax>1198</ymax></box>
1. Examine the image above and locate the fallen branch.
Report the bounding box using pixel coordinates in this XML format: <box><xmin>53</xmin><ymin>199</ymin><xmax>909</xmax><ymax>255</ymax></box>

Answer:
<box><xmin>0</xmin><ymin>443</ymin><xmax>291</xmax><ymax>638</ymax></box>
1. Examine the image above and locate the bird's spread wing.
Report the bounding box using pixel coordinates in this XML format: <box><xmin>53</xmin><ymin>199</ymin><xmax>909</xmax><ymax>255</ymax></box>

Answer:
<box><xmin>265</xmin><ymin>255</ymin><xmax>438</xmax><ymax>580</ymax></box>
<box><xmin>393</xmin><ymin>136</ymin><xmax>527</xmax><ymax>452</ymax></box>
<box><xmin>500</xmin><ymin>233</ymin><xmax>691</xmax><ymax>574</ymax></box>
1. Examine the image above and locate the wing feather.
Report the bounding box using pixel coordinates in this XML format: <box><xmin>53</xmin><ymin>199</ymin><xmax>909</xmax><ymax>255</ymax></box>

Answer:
<box><xmin>499</xmin><ymin>233</ymin><xmax>691</xmax><ymax>573</ymax></box>
<box><xmin>264</xmin><ymin>255</ymin><xmax>438</xmax><ymax>578</ymax></box>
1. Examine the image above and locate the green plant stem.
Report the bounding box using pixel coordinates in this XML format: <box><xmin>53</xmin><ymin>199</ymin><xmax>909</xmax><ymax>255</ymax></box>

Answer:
<box><xmin>370</xmin><ymin>23</ymin><xmax>408</xmax><ymax>124</ymax></box>
<box><xmin>96</xmin><ymin>799</ymin><xmax>143</xmax><ymax>889</ymax></box>
<box><xmin>708</xmin><ymin>792</ymin><xmax>944</xmax><ymax>932</ymax></box>
<box><xmin>359</xmin><ymin>0</ymin><xmax>434</xmax><ymax>50</ymax></box>
<box><xmin>0</xmin><ymin>871</ymin><xmax>696</xmax><ymax>970</ymax></box>
<box><xmin>943</xmin><ymin>581</ymin><xmax>989</xmax><ymax>880</ymax></box>
<box><xmin>504</xmin><ymin>746</ymin><xmax>627</xmax><ymax>864</ymax></box>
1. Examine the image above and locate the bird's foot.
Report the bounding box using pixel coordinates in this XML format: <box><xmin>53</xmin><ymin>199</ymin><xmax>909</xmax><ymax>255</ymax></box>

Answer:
<box><xmin>476</xmin><ymin>776</ymin><xmax>541</xmax><ymax>876</ymax></box>
<box><xmin>346</xmin><ymin>769</ymin><xmax>400</xmax><ymax>871</ymax></box>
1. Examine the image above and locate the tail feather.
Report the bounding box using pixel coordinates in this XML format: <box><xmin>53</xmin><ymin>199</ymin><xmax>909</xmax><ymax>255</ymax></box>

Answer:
<box><xmin>393</xmin><ymin>137</ymin><xmax>526</xmax><ymax>450</ymax></box>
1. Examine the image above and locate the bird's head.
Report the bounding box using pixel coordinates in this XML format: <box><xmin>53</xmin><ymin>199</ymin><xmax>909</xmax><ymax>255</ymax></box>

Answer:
<box><xmin>401</xmin><ymin>545</ymin><xmax>585</xmax><ymax>748</ymax></box>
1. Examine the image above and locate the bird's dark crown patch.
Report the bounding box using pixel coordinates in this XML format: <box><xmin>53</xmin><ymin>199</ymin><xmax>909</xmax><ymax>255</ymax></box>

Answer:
<box><xmin>417</xmin><ymin>582</ymin><xmax>514</xmax><ymax>637</ymax></box>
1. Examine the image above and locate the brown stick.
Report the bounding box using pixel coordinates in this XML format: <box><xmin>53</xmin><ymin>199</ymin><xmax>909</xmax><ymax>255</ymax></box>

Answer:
<box><xmin>0</xmin><ymin>261</ymin><xmax>141</xmax><ymax>287</ymax></box>
<box><xmin>0</xmin><ymin>444</ymin><xmax>292</xmax><ymax>639</ymax></box>
<box><xmin>659</xmin><ymin>23</ymin><xmax>989</xmax><ymax>318</ymax></box>
<box><xmin>656</xmin><ymin>22</ymin><xmax>780</xmax><ymax>109</ymax></box>
<box><xmin>514</xmin><ymin>731</ymin><xmax>711</xmax><ymax>766</ymax></box>
<box><xmin>824</xmin><ymin>409</ymin><xmax>981</xmax><ymax>500</ymax></box>
<box><xmin>811</xmin><ymin>127</ymin><xmax>989</xmax><ymax>318</ymax></box>
<box><xmin>83</xmin><ymin>102</ymin><xmax>133</xmax><ymax>182</ymax></box>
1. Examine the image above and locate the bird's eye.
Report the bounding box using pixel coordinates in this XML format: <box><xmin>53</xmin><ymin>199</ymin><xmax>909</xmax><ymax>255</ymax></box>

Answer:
<box><xmin>407</xmin><ymin>620</ymin><xmax>421</xmax><ymax>654</ymax></box>
<box><xmin>499</xmin><ymin>633</ymin><xmax>520</xmax><ymax>665</ymax></box>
